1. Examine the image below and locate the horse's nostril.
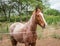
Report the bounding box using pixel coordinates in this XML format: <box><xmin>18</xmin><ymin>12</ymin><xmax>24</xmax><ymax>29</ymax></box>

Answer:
<box><xmin>42</xmin><ymin>24</ymin><xmax>45</xmax><ymax>28</ymax></box>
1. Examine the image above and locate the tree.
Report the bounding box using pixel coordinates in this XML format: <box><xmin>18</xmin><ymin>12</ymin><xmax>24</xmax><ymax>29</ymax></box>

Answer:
<box><xmin>44</xmin><ymin>8</ymin><xmax>60</xmax><ymax>16</ymax></box>
<box><xmin>0</xmin><ymin>0</ymin><xmax>45</xmax><ymax>22</ymax></box>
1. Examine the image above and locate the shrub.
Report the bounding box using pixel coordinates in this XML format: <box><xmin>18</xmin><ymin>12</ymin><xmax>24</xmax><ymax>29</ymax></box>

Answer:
<box><xmin>45</xmin><ymin>15</ymin><xmax>60</xmax><ymax>24</ymax></box>
<box><xmin>0</xmin><ymin>17</ymin><xmax>7</xmax><ymax>22</ymax></box>
<box><xmin>44</xmin><ymin>9</ymin><xmax>60</xmax><ymax>16</ymax></box>
<box><xmin>0</xmin><ymin>15</ymin><xmax>60</xmax><ymax>25</ymax></box>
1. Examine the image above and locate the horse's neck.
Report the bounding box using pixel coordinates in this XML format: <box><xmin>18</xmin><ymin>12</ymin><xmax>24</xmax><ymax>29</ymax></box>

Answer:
<box><xmin>28</xmin><ymin>15</ymin><xmax>37</xmax><ymax>32</ymax></box>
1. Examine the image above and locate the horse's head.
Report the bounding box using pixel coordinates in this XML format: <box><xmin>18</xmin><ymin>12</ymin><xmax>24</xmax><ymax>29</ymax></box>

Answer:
<box><xmin>35</xmin><ymin>7</ymin><xmax>47</xmax><ymax>28</ymax></box>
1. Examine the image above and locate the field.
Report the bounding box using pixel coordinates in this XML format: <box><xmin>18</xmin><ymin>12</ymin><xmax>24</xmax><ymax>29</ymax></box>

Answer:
<box><xmin>0</xmin><ymin>22</ymin><xmax>60</xmax><ymax>46</ymax></box>
<box><xmin>0</xmin><ymin>15</ymin><xmax>60</xmax><ymax>46</ymax></box>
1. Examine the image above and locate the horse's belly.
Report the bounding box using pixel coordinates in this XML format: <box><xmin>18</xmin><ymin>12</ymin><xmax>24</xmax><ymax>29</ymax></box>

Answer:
<box><xmin>11</xmin><ymin>24</ymin><xmax>27</xmax><ymax>43</ymax></box>
<box><xmin>13</xmin><ymin>33</ymin><xmax>24</xmax><ymax>43</ymax></box>
<box><xmin>12</xmin><ymin>32</ymin><xmax>37</xmax><ymax>43</ymax></box>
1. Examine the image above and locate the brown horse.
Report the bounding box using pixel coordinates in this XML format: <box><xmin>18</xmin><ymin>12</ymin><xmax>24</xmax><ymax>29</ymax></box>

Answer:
<box><xmin>9</xmin><ymin>7</ymin><xmax>47</xmax><ymax>46</ymax></box>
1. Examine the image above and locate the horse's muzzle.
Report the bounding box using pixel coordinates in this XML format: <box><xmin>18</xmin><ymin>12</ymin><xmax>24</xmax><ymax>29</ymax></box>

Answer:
<box><xmin>42</xmin><ymin>24</ymin><xmax>45</xmax><ymax>29</ymax></box>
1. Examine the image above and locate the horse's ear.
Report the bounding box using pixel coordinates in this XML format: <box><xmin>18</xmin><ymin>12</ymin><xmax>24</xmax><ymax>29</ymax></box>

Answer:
<box><xmin>35</xmin><ymin>6</ymin><xmax>40</xmax><ymax>12</ymax></box>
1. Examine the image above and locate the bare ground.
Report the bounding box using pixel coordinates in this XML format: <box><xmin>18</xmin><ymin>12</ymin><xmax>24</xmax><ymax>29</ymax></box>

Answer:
<box><xmin>0</xmin><ymin>38</ymin><xmax>60</xmax><ymax>46</ymax></box>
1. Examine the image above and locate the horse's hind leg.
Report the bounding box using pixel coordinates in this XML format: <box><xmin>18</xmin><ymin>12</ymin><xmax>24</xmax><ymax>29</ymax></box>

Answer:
<box><xmin>10</xmin><ymin>36</ymin><xmax>17</xmax><ymax>46</ymax></box>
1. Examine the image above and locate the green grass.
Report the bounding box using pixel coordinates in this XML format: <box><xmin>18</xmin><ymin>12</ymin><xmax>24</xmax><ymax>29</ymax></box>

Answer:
<box><xmin>51</xmin><ymin>33</ymin><xmax>60</xmax><ymax>39</ymax></box>
<box><xmin>0</xmin><ymin>22</ymin><xmax>11</xmax><ymax>33</ymax></box>
<box><xmin>0</xmin><ymin>34</ymin><xmax>2</xmax><ymax>40</ymax></box>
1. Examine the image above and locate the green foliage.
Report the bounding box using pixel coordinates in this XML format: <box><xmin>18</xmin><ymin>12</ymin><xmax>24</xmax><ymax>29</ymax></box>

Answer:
<box><xmin>22</xmin><ymin>15</ymin><xmax>30</xmax><ymax>21</ymax></box>
<box><xmin>44</xmin><ymin>9</ymin><xmax>60</xmax><ymax>16</ymax></box>
<box><xmin>0</xmin><ymin>17</ymin><xmax>7</xmax><ymax>22</ymax></box>
<box><xmin>45</xmin><ymin>15</ymin><xmax>60</xmax><ymax>24</ymax></box>
<box><xmin>0</xmin><ymin>15</ymin><xmax>60</xmax><ymax>25</ymax></box>
<box><xmin>10</xmin><ymin>15</ymin><xmax>30</xmax><ymax>22</ymax></box>
<box><xmin>0</xmin><ymin>22</ymin><xmax>9</xmax><ymax>33</ymax></box>
<box><xmin>11</xmin><ymin>0</ymin><xmax>44</xmax><ymax>11</ymax></box>
<box><xmin>0</xmin><ymin>35</ymin><xmax>2</xmax><ymax>40</ymax></box>
<box><xmin>10</xmin><ymin>16</ymin><xmax>20</xmax><ymax>22</ymax></box>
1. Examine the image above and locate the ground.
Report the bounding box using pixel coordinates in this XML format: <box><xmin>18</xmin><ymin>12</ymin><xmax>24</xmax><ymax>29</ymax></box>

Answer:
<box><xmin>0</xmin><ymin>25</ymin><xmax>60</xmax><ymax>46</ymax></box>
<box><xmin>0</xmin><ymin>38</ymin><xmax>60</xmax><ymax>46</ymax></box>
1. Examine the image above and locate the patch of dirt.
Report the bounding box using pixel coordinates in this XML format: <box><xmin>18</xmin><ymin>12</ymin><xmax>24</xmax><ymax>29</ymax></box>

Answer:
<box><xmin>0</xmin><ymin>38</ymin><xmax>60</xmax><ymax>46</ymax></box>
<box><xmin>37</xmin><ymin>38</ymin><xmax>60</xmax><ymax>46</ymax></box>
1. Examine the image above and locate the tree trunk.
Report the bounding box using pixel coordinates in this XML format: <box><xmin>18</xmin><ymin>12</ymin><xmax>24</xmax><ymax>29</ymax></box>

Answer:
<box><xmin>18</xmin><ymin>2</ymin><xmax>22</xmax><ymax>22</ymax></box>
<box><xmin>26</xmin><ymin>3</ymin><xmax>29</xmax><ymax>21</ymax></box>
<box><xmin>8</xmin><ymin>9</ymin><xmax>11</xmax><ymax>22</ymax></box>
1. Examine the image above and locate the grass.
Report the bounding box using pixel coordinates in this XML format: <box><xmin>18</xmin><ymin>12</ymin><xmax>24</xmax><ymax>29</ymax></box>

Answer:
<box><xmin>51</xmin><ymin>33</ymin><xmax>60</xmax><ymax>39</ymax></box>
<box><xmin>37</xmin><ymin>25</ymin><xmax>43</xmax><ymax>39</ymax></box>
<box><xmin>0</xmin><ymin>34</ymin><xmax>2</xmax><ymax>40</ymax></box>
<box><xmin>0</xmin><ymin>22</ymin><xmax>12</xmax><ymax>33</ymax></box>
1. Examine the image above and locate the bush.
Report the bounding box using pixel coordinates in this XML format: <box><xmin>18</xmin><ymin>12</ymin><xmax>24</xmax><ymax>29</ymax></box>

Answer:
<box><xmin>10</xmin><ymin>16</ymin><xmax>16</xmax><ymax>22</ymax></box>
<box><xmin>22</xmin><ymin>16</ymin><xmax>27</xmax><ymax>21</ymax></box>
<box><xmin>0</xmin><ymin>17</ymin><xmax>7</xmax><ymax>22</ymax></box>
<box><xmin>10</xmin><ymin>15</ymin><xmax>30</xmax><ymax>22</ymax></box>
<box><xmin>22</xmin><ymin>15</ymin><xmax>30</xmax><ymax>21</ymax></box>
<box><xmin>44</xmin><ymin>9</ymin><xmax>60</xmax><ymax>16</ymax></box>
<box><xmin>10</xmin><ymin>16</ymin><xmax>20</xmax><ymax>22</ymax></box>
<box><xmin>45</xmin><ymin>15</ymin><xmax>60</xmax><ymax>24</ymax></box>
<box><xmin>0</xmin><ymin>15</ymin><xmax>60</xmax><ymax>25</ymax></box>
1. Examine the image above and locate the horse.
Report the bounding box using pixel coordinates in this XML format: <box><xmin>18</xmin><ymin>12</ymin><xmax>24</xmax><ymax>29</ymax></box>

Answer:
<box><xmin>9</xmin><ymin>7</ymin><xmax>47</xmax><ymax>46</ymax></box>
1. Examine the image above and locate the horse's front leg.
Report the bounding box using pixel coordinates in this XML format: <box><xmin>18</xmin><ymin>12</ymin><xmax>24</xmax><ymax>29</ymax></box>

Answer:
<box><xmin>25</xmin><ymin>43</ymin><xmax>30</xmax><ymax>46</ymax></box>
<box><xmin>31</xmin><ymin>42</ymin><xmax>36</xmax><ymax>46</ymax></box>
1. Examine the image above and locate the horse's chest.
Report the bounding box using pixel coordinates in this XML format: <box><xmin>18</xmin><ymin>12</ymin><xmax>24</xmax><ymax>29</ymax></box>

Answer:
<box><xmin>13</xmin><ymin>32</ymin><xmax>37</xmax><ymax>43</ymax></box>
<box><xmin>23</xmin><ymin>32</ymin><xmax>37</xmax><ymax>43</ymax></box>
